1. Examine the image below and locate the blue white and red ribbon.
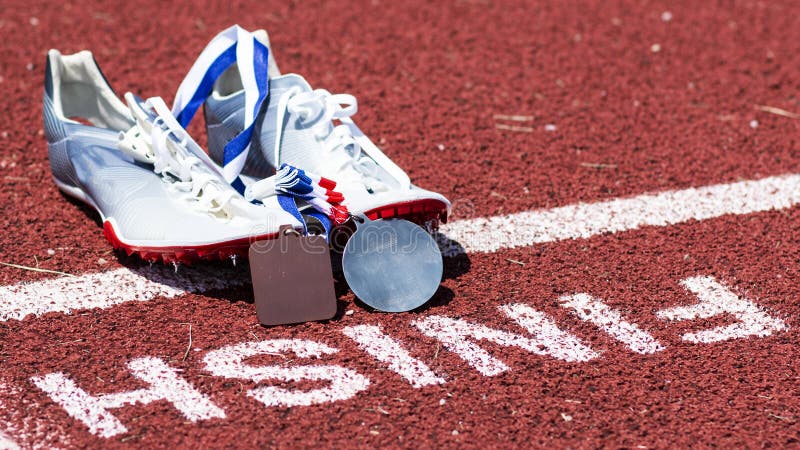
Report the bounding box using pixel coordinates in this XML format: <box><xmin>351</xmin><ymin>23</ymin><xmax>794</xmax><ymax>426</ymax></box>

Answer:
<box><xmin>171</xmin><ymin>25</ymin><xmax>269</xmax><ymax>193</ymax></box>
<box><xmin>245</xmin><ymin>164</ymin><xmax>350</xmax><ymax>225</ymax></box>
<box><xmin>173</xmin><ymin>26</ymin><xmax>349</xmax><ymax>236</ymax></box>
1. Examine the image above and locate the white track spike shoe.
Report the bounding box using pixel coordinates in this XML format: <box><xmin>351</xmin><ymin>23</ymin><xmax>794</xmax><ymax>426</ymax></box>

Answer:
<box><xmin>172</xmin><ymin>26</ymin><xmax>450</xmax><ymax>229</ymax></box>
<box><xmin>43</xmin><ymin>49</ymin><xmax>303</xmax><ymax>264</ymax></box>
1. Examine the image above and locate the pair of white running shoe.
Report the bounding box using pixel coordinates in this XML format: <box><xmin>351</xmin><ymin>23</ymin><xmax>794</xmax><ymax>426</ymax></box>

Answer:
<box><xmin>44</xmin><ymin>25</ymin><xmax>450</xmax><ymax>264</ymax></box>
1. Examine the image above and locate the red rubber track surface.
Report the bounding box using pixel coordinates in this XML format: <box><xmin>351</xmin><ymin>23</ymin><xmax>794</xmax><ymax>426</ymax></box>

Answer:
<box><xmin>1</xmin><ymin>0</ymin><xmax>800</xmax><ymax>448</ymax></box>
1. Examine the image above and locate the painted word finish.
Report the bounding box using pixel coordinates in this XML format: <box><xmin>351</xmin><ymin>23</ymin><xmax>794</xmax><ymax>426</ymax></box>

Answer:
<box><xmin>31</xmin><ymin>276</ymin><xmax>786</xmax><ymax>438</ymax></box>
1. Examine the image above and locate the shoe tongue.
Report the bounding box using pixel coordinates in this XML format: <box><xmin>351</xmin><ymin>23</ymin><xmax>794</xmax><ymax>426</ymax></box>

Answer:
<box><xmin>116</xmin><ymin>93</ymin><xmax>158</xmax><ymax>163</ymax></box>
<box><xmin>269</xmin><ymin>75</ymin><xmax>371</xmax><ymax>182</ymax></box>
<box><xmin>124</xmin><ymin>93</ymin><xmax>157</xmax><ymax>127</ymax></box>
<box><xmin>121</xmin><ymin>93</ymin><xmax>227</xmax><ymax>181</ymax></box>
<box><xmin>123</xmin><ymin>93</ymin><xmax>248</xmax><ymax>216</ymax></box>
<box><xmin>252</xmin><ymin>29</ymin><xmax>281</xmax><ymax>77</ymax></box>
<box><xmin>269</xmin><ymin>73</ymin><xmax>313</xmax><ymax>93</ymax></box>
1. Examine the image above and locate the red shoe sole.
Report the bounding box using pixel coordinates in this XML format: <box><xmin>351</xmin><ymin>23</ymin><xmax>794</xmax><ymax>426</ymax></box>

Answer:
<box><xmin>101</xmin><ymin>199</ymin><xmax>447</xmax><ymax>264</ymax></box>
<box><xmin>102</xmin><ymin>221</ymin><xmax>278</xmax><ymax>265</ymax></box>
<box><xmin>363</xmin><ymin>199</ymin><xmax>449</xmax><ymax>229</ymax></box>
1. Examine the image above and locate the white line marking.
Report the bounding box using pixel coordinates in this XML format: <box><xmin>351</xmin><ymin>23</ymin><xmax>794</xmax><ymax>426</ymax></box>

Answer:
<box><xmin>0</xmin><ymin>432</ymin><xmax>19</xmax><ymax>450</ymax></box>
<box><xmin>0</xmin><ymin>397</ymin><xmax>18</xmax><ymax>450</ymax></box>
<box><xmin>0</xmin><ymin>265</ymin><xmax>248</xmax><ymax>322</ymax></box>
<box><xmin>1</xmin><ymin>173</ymin><xmax>799</xmax><ymax>322</ymax></box>
<box><xmin>436</xmin><ymin>173</ymin><xmax>800</xmax><ymax>255</ymax></box>
<box><xmin>342</xmin><ymin>325</ymin><xmax>445</xmax><ymax>388</ymax></box>
<box><xmin>559</xmin><ymin>293</ymin><xmax>665</xmax><ymax>354</ymax></box>
<box><xmin>656</xmin><ymin>276</ymin><xmax>788</xmax><ymax>343</ymax></box>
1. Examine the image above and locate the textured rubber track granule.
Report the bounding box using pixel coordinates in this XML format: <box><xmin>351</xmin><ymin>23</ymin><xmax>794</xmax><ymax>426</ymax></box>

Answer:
<box><xmin>1</xmin><ymin>0</ymin><xmax>799</xmax><ymax>448</ymax></box>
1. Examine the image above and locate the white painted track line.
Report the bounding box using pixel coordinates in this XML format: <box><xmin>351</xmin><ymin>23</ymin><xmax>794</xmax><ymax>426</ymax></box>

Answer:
<box><xmin>436</xmin><ymin>172</ymin><xmax>800</xmax><ymax>255</ymax></box>
<box><xmin>0</xmin><ymin>395</ymin><xmax>20</xmax><ymax>450</ymax></box>
<box><xmin>0</xmin><ymin>265</ymin><xmax>248</xmax><ymax>322</ymax></box>
<box><xmin>0</xmin><ymin>432</ymin><xmax>19</xmax><ymax>450</ymax></box>
<box><xmin>2</xmin><ymin>173</ymin><xmax>800</xmax><ymax>322</ymax></box>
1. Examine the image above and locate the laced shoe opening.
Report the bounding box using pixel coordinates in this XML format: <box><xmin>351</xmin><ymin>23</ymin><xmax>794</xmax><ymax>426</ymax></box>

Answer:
<box><xmin>46</xmin><ymin>50</ymin><xmax>132</xmax><ymax>130</ymax></box>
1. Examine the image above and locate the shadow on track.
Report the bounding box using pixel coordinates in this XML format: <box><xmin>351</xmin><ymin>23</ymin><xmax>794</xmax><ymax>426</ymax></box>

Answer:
<box><xmin>63</xmin><ymin>192</ymin><xmax>471</xmax><ymax>321</ymax></box>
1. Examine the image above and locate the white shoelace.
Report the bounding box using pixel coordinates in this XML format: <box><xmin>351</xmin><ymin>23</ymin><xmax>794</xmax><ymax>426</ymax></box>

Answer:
<box><xmin>150</xmin><ymin>121</ymin><xmax>235</xmax><ymax>216</ymax></box>
<box><xmin>273</xmin><ymin>87</ymin><xmax>389</xmax><ymax>193</ymax></box>
<box><xmin>121</xmin><ymin>98</ymin><xmax>236</xmax><ymax>218</ymax></box>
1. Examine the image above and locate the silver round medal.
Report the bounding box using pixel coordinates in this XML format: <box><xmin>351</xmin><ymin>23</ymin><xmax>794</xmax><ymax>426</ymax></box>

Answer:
<box><xmin>342</xmin><ymin>217</ymin><xmax>443</xmax><ymax>312</ymax></box>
